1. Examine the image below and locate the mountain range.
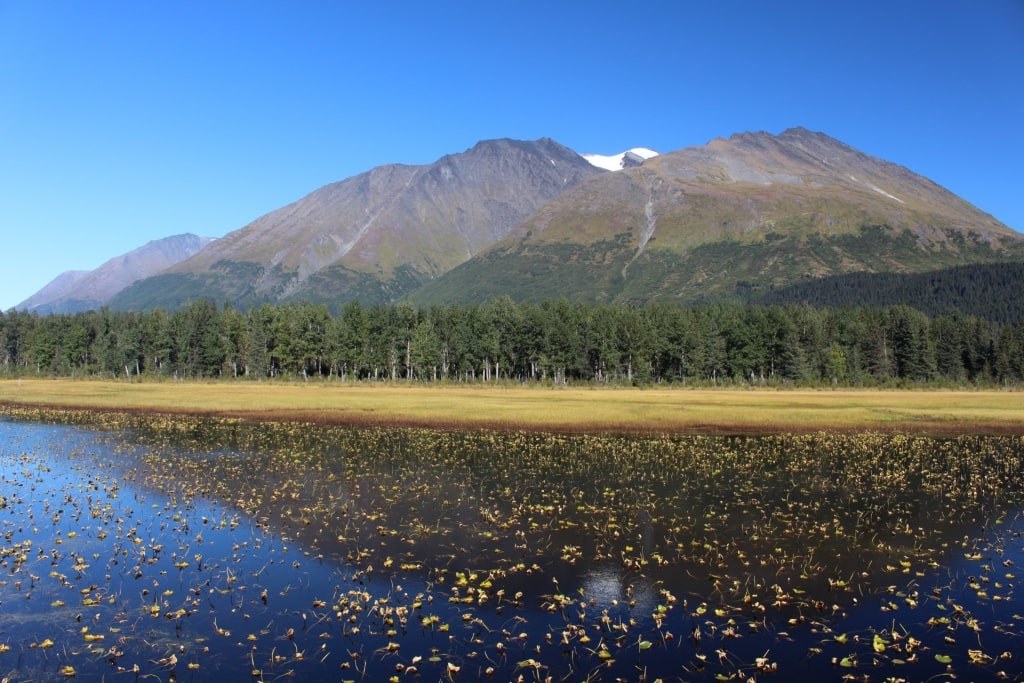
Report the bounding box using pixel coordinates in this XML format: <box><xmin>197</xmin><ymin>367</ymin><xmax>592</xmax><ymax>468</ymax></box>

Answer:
<box><xmin>17</xmin><ymin>128</ymin><xmax>1023</xmax><ymax>314</ymax></box>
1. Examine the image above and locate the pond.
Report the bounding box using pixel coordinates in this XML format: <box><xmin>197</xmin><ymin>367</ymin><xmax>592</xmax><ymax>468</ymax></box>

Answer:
<box><xmin>1</xmin><ymin>410</ymin><xmax>1023</xmax><ymax>682</ymax></box>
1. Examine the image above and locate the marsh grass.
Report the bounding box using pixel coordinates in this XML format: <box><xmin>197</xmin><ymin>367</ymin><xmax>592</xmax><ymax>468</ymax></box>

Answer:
<box><xmin>1</xmin><ymin>379</ymin><xmax>1022</xmax><ymax>434</ymax></box>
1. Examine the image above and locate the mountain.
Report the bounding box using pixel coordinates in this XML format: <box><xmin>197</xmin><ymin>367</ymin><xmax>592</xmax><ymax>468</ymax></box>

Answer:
<box><xmin>410</xmin><ymin>128</ymin><xmax>1022</xmax><ymax>305</ymax></box>
<box><xmin>110</xmin><ymin>138</ymin><xmax>604</xmax><ymax>310</ymax></box>
<box><xmin>17</xmin><ymin>233</ymin><xmax>214</xmax><ymax>314</ymax></box>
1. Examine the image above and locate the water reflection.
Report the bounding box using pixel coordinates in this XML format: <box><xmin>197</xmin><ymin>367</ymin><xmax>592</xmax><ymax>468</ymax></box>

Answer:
<box><xmin>1</xmin><ymin>415</ymin><xmax>1023</xmax><ymax>681</ymax></box>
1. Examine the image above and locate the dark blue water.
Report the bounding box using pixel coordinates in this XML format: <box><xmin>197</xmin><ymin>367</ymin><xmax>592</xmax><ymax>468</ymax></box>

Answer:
<box><xmin>1</xmin><ymin>418</ymin><xmax>1022</xmax><ymax>682</ymax></box>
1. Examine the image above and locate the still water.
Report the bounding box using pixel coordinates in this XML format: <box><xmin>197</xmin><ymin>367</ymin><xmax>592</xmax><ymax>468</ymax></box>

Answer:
<box><xmin>1</xmin><ymin>414</ymin><xmax>1023</xmax><ymax>681</ymax></box>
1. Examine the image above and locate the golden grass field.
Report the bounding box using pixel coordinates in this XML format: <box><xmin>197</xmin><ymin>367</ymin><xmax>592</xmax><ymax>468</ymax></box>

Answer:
<box><xmin>1</xmin><ymin>378</ymin><xmax>1022</xmax><ymax>434</ymax></box>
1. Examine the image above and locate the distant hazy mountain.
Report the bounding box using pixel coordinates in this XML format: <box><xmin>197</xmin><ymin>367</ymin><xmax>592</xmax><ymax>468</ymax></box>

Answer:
<box><xmin>111</xmin><ymin>138</ymin><xmax>604</xmax><ymax>310</ymax></box>
<box><xmin>410</xmin><ymin>128</ymin><xmax>1022</xmax><ymax>305</ymax></box>
<box><xmin>17</xmin><ymin>270</ymin><xmax>90</xmax><ymax>312</ymax></box>
<box><xmin>18</xmin><ymin>233</ymin><xmax>214</xmax><ymax>314</ymax></box>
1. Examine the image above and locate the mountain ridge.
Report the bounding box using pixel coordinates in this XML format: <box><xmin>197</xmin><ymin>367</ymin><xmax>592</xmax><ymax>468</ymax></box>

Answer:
<box><xmin>16</xmin><ymin>128</ymin><xmax>1019</xmax><ymax>313</ymax></box>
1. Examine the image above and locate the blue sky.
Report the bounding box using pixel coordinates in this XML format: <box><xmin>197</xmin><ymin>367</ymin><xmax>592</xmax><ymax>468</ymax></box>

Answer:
<box><xmin>1</xmin><ymin>1</ymin><xmax>1022</xmax><ymax>310</ymax></box>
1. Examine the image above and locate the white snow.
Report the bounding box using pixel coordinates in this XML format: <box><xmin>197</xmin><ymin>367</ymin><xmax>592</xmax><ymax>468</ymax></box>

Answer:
<box><xmin>849</xmin><ymin>174</ymin><xmax>904</xmax><ymax>204</ymax></box>
<box><xmin>868</xmin><ymin>183</ymin><xmax>904</xmax><ymax>204</ymax></box>
<box><xmin>582</xmin><ymin>148</ymin><xmax>659</xmax><ymax>171</ymax></box>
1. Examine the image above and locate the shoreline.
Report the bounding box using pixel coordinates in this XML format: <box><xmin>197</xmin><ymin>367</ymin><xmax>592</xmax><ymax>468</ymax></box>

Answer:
<box><xmin>2</xmin><ymin>379</ymin><xmax>1023</xmax><ymax>435</ymax></box>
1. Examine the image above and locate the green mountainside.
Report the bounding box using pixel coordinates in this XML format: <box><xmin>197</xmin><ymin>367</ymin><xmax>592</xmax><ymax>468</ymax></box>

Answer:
<box><xmin>409</xmin><ymin>225</ymin><xmax>1023</xmax><ymax>307</ymax></box>
<box><xmin>410</xmin><ymin>128</ymin><xmax>1021</xmax><ymax>306</ymax></box>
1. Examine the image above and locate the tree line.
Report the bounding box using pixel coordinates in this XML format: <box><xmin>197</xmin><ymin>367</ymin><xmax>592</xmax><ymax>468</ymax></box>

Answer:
<box><xmin>755</xmin><ymin>262</ymin><xmax>1024</xmax><ymax>325</ymax></box>
<box><xmin>2</xmin><ymin>298</ymin><xmax>1023</xmax><ymax>386</ymax></box>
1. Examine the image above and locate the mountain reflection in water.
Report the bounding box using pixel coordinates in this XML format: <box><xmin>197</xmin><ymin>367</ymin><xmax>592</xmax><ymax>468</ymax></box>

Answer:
<box><xmin>1</xmin><ymin>415</ymin><xmax>1022</xmax><ymax>682</ymax></box>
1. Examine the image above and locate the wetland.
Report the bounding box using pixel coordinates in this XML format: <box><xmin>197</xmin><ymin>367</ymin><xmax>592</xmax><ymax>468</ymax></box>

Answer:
<box><xmin>1</xmin><ymin>407</ymin><xmax>1023</xmax><ymax>682</ymax></box>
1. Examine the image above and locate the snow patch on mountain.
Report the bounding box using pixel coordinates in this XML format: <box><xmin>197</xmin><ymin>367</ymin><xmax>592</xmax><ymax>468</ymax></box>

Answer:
<box><xmin>582</xmin><ymin>148</ymin><xmax>659</xmax><ymax>171</ymax></box>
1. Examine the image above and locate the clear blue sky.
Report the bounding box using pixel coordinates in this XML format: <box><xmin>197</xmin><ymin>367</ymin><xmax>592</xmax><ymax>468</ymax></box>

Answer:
<box><xmin>2</xmin><ymin>1</ymin><xmax>1022</xmax><ymax>311</ymax></box>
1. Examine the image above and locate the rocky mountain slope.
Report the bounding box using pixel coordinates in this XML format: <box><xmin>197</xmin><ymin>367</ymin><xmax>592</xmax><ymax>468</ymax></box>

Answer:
<box><xmin>17</xmin><ymin>233</ymin><xmax>213</xmax><ymax>314</ymax></box>
<box><xmin>110</xmin><ymin>138</ymin><xmax>603</xmax><ymax>310</ymax></box>
<box><xmin>410</xmin><ymin>128</ymin><xmax>1022</xmax><ymax>305</ymax></box>
<box><xmin>43</xmin><ymin>127</ymin><xmax>1022</xmax><ymax>313</ymax></box>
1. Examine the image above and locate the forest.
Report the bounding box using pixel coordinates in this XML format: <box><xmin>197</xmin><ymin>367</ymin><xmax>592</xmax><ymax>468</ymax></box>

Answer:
<box><xmin>2</xmin><ymin>297</ymin><xmax>1023</xmax><ymax>387</ymax></box>
<box><xmin>755</xmin><ymin>261</ymin><xmax>1024</xmax><ymax>324</ymax></box>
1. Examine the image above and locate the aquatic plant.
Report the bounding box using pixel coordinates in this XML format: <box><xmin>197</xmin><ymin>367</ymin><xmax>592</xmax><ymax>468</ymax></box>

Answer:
<box><xmin>1</xmin><ymin>408</ymin><xmax>1023</xmax><ymax>681</ymax></box>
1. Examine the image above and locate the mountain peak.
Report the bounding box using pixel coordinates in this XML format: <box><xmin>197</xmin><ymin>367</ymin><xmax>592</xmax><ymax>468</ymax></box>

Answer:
<box><xmin>111</xmin><ymin>138</ymin><xmax>605</xmax><ymax>309</ymax></box>
<box><xmin>778</xmin><ymin>125</ymin><xmax>819</xmax><ymax>138</ymax></box>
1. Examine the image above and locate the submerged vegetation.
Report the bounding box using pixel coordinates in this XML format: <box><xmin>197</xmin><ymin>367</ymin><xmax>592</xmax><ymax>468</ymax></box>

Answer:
<box><xmin>2</xmin><ymin>407</ymin><xmax>1024</xmax><ymax>681</ymax></box>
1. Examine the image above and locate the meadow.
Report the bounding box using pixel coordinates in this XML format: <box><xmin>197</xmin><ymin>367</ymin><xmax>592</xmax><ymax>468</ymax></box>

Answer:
<box><xmin>1</xmin><ymin>378</ymin><xmax>1023</xmax><ymax>434</ymax></box>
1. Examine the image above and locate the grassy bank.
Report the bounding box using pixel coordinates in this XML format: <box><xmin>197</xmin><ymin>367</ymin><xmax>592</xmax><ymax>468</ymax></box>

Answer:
<box><xmin>2</xmin><ymin>378</ymin><xmax>1022</xmax><ymax>434</ymax></box>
